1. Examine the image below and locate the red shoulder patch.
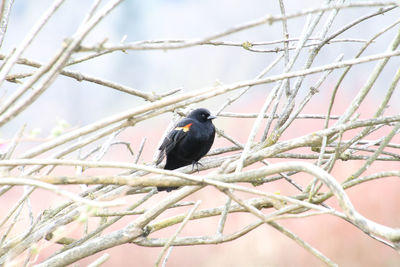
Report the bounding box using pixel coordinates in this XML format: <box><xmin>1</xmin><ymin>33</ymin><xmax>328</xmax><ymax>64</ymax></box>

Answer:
<box><xmin>175</xmin><ymin>123</ymin><xmax>193</xmax><ymax>132</ymax></box>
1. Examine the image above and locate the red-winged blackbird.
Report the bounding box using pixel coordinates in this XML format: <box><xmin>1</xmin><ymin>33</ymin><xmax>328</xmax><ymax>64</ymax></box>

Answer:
<box><xmin>156</xmin><ymin>108</ymin><xmax>216</xmax><ymax>192</ymax></box>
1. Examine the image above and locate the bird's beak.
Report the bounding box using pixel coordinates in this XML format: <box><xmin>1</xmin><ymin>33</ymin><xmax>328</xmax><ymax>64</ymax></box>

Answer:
<box><xmin>208</xmin><ymin>114</ymin><xmax>217</xmax><ymax>120</ymax></box>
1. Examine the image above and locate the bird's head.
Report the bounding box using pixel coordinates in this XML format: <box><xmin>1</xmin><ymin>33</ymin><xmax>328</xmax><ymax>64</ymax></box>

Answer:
<box><xmin>188</xmin><ymin>108</ymin><xmax>216</xmax><ymax>123</ymax></box>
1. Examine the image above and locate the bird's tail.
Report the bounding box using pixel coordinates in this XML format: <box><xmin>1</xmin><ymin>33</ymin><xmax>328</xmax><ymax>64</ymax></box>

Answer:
<box><xmin>157</xmin><ymin>155</ymin><xmax>190</xmax><ymax>192</ymax></box>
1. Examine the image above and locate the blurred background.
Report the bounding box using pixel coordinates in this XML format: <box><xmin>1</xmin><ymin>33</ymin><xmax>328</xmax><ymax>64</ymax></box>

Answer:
<box><xmin>1</xmin><ymin>0</ymin><xmax>400</xmax><ymax>266</ymax></box>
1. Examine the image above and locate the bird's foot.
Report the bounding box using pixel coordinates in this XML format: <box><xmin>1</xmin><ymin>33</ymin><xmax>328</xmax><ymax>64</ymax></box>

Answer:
<box><xmin>191</xmin><ymin>161</ymin><xmax>203</xmax><ymax>172</ymax></box>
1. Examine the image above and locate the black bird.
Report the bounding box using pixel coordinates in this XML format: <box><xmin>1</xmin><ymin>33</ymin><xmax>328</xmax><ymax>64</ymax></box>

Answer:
<box><xmin>156</xmin><ymin>108</ymin><xmax>216</xmax><ymax>191</ymax></box>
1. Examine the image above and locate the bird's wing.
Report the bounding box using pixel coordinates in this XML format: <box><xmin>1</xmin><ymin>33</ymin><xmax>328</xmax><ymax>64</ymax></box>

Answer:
<box><xmin>156</xmin><ymin>119</ymin><xmax>194</xmax><ymax>165</ymax></box>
